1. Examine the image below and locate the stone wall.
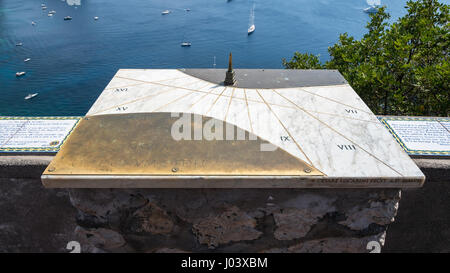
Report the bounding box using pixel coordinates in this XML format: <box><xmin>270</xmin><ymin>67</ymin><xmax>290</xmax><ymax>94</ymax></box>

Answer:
<box><xmin>0</xmin><ymin>156</ymin><xmax>448</xmax><ymax>253</ymax></box>
<box><xmin>69</xmin><ymin>188</ymin><xmax>400</xmax><ymax>253</ymax></box>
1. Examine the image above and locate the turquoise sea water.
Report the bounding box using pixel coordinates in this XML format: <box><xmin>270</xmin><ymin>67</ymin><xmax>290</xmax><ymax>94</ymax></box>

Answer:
<box><xmin>0</xmin><ymin>0</ymin><xmax>415</xmax><ymax>116</ymax></box>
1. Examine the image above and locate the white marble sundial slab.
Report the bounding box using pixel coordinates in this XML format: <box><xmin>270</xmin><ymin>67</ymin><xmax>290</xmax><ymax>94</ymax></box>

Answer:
<box><xmin>42</xmin><ymin>69</ymin><xmax>425</xmax><ymax>188</ymax></box>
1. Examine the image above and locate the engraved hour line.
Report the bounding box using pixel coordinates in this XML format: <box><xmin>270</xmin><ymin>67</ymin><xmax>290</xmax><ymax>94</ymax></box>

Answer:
<box><xmin>272</xmin><ymin>89</ymin><xmax>404</xmax><ymax>176</ymax></box>
<box><xmin>152</xmin><ymin>91</ymin><xmax>198</xmax><ymax>112</ymax></box>
<box><xmin>115</xmin><ymin>75</ymin><xmax>215</xmax><ymax>94</ymax></box>
<box><xmin>243</xmin><ymin>89</ymin><xmax>254</xmax><ymax>133</ymax></box>
<box><xmin>301</xmin><ymin>110</ymin><xmax>379</xmax><ymax>124</ymax></box>
<box><xmin>295</xmin><ymin>87</ymin><xmax>373</xmax><ymax>115</ymax></box>
<box><xmin>237</xmin><ymin>98</ymin><xmax>378</xmax><ymax>124</ymax></box>
<box><xmin>224</xmin><ymin>88</ymin><xmax>235</xmax><ymax>121</ymax></box>
<box><xmin>187</xmin><ymin>86</ymin><xmax>224</xmax><ymax>110</ymax></box>
<box><xmin>225</xmin><ymin>96</ymin><xmax>376</xmax><ymax>123</ymax></box>
<box><xmin>151</xmin><ymin>82</ymin><xmax>212</xmax><ymax>112</ymax></box>
<box><xmin>104</xmin><ymin>76</ymin><xmax>193</xmax><ymax>91</ymax></box>
<box><xmin>91</xmin><ymin>81</ymin><xmax>210</xmax><ymax>116</ymax></box>
<box><xmin>115</xmin><ymin>74</ymin><xmax>194</xmax><ymax>85</ymax></box>
<box><xmin>255</xmin><ymin>89</ymin><xmax>317</xmax><ymax>169</ymax></box>
<box><xmin>116</xmin><ymin>75</ymin><xmax>206</xmax><ymax>92</ymax></box>
<box><xmin>104</xmin><ymin>82</ymin><xmax>147</xmax><ymax>91</ymax></box>
<box><xmin>206</xmin><ymin>87</ymin><xmax>228</xmax><ymax>115</ymax></box>
<box><xmin>256</xmin><ymin>98</ymin><xmax>378</xmax><ymax>124</ymax></box>
<box><xmin>88</xmin><ymin>88</ymin><xmax>170</xmax><ymax>116</ymax></box>
<box><xmin>104</xmin><ymin>75</ymin><xmax>193</xmax><ymax>91</ymax></box>
<box><xmin>131</xmin><ymin>81</ymin><xmax>212</xmax><ymax>113</ymax></box>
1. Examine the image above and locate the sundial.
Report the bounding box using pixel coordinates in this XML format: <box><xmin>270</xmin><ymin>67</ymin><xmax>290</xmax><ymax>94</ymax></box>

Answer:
<box><xmin>41</xmin><ymin>67</ymin><xmax>425</xmax><ymax>188</ymax></box>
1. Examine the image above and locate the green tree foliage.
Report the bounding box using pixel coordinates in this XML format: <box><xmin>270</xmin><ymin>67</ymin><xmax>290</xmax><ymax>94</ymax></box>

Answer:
<box><xmin>282</xmin><ymin>0</ymin><xmax>449</xmax><ymax>116</ymax></box>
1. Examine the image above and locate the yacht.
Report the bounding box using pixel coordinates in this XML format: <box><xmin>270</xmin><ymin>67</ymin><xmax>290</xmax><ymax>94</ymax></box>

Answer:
<box><xmin>16</xmin><ymin>72</ymin><xmax>26</xmax><ymax>77</ymax></box>
<box><xmin>24</xmin><ymin>58</ymin><xmax>31</xmax><ymax>62</ymax></box>
<box><xmin>248</xmin><ymin>24</ymin><xmax>255</xmax><ymax>34</ymax></box>
<box><xmin>181</xmin><ymin>42</ymin><xmax>191</xmax><ymax>47</ymax></box>
<box><xmin>25</xmin><ymin>93</ymin><xmax>38</xmax><ymax>100</ymax></box>
<box><xmin>162</xmin><ymin>10</ymin><xmax>170</xmax><ymax>15</ymax></box>
<box><xmin>64</xmin><ymin>16</ymin><xmax>72</xmax><ymax>20</ymax></box>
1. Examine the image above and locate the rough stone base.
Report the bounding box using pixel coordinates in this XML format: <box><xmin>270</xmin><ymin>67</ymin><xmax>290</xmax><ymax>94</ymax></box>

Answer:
<box><xmin>0</xmin><ymin>178</ymin><xmax>76</xmax><ymax>253</ymax></box>
<box><xmin>69</xmin><ymin>188</ymin><xmax>400</xmax><ymax>253</ymax></box>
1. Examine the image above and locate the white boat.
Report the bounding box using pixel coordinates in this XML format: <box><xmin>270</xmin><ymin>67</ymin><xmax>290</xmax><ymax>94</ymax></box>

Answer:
<box><xmin>64</xmin><ymin>16</ymin><xmax>72</xmax><ymax>20</ymax></box>
<box><xmin>185</xmin><ymin>8</ymin><xmax>190</xmax><ymax>12</ymax></box>
<box><xmin>94</xmin><ymin>16</ymin><xmax>99</xmax><ymax>20</ymax></box>
<box><xmin>181</xmin><ymin>42</ymin><xmax>191</xmax><ymax>47</ymax></box>
<box><xmin>162</xmin><ymin>10</ymin><xmax>170</xmax><ymax>15</ymax></box>
<box><xmin>49</xmin><ymin>10</ymin><xmax>56</xmax><ymax>14</ymax></box>
<box><xmin>24</xmin><ymin>58</ymin><xmax>31</xmax><ymax>62</ymax></box>
<box><xmin>16</xmin><ymin>72</ymin><xmax>26</xmax><ymax>77</ymax></box>
<box><xmin>31</xmin><ymin>21</ymin><xmax>36</xmax><ymax>25</ymax></box>
<box><xmin>42</xmin><ymin>6</ymin><xmax>47</xmax><ymax>10</ymax></box>
<box><xmin>248</xmin><ymin>24</ymin><xmax>255</xmax><ymax>34</ymax></box>
<box><xmin>41</xmin><ymin>4</ymin><xmax>46</xmax><ymax>7</ymax></box>
<box><xmin>16</xmin><ymin>42</ymin><xmax>23</xmax><ymax>46</ymax></box>
<box><xmin>48</xmin><ymin>13</ymin><xmax>53</xmax><ymax>17</ymax></box>
<box><xmin>247</xmin><ymin>3</ymin><xmax>255</xmax><ymax>35</ymax></box>
<box><xmin>364</xmin><ymin>6</ymin><xmax>378</xmax><ymax>13</ymax></box>
<box><xmin>25</xmin><ymin>93</ymin><xmax>38</xmax><ymax>100</ymax></box>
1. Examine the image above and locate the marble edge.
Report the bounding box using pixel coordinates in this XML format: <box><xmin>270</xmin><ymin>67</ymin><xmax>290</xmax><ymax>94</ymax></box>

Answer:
<box><xmin>41</xmin><ymin>174</ymin><xmax>425</xmax><ymax>189</ymax></box>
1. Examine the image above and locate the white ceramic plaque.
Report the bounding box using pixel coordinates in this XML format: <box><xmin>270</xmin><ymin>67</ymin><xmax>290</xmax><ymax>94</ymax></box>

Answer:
<box><xmin>0</xmin><ymin>117</ymin><xmax>81</xmax><ymax>153</ymax></box>
<box><xmin>379</xmin><ymin>117</ymin><xmax>450</xmax><ymax>156</ymax></box>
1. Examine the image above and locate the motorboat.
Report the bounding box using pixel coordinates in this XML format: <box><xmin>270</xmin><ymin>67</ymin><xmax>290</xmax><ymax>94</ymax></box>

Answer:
<box><xmin>94</xmin><ymin>16</ymin><xmax>99</xmax><ymax>20</ymax></box>
<box><xmin>31</xmin><ymin>21</ymin><xmax>36</xmax><ymax>26</ymax></box>
<box><xmin>181</xmin><ymin>42</ymin><xmax>191</xmax><ymax>47</ymax></box>
<box><xmin>248</xmin><ymin>24</ymin><xmax>255</xmax><ymax>34</ymax></box>
<box><xmin>64</xmin><ymin>16</ymin><xmax>72</xmax><ymax>20</ymax></box>
<box><xmin>24</xmin><ymin>58</ymin><xmax>31</xmax><ymax>62</ymax></box>
<box><xmin>49</xmin><ymin>10</ymin><xmax>56</xmax><ymax>14</ymax></box>
<box><xmin>162</xmin><ymin>10</ymin><xmax>170</xmax><ymax>15</ymax></box>
<box><xmin>16</xmin><ymin>42</ymin><xmax>23</xmax><ymax>46</ymax></box>
<box><xmin>25</xmin><ymin>93</ymin><xmax>38</xmax><ymax>100</ymax></box>
<box><xmin>48</xmin><ymin>13</ymin><xmax>53</xmax><ymax>17</ymax></box>
<box><xmin>16</xmin><ymin>72</ymin><xmax>26</xmax><ymax>77</ymax></box>
<box><xmin>42</xmin><ymin>6</ymin><xmax>47</xmax><ymax>10</ymax></box>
